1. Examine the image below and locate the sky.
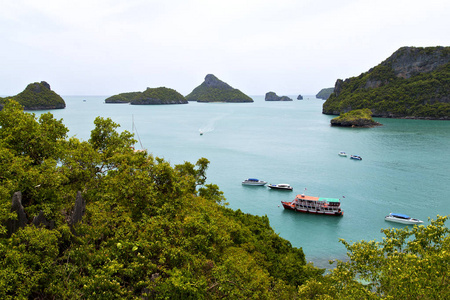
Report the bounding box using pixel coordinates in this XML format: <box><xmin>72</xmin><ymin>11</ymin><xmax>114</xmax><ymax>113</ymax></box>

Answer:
<box><xmin>1</xmin><ymin>0</ymin><xmax>449</xmax><ymax>96</ymax></box>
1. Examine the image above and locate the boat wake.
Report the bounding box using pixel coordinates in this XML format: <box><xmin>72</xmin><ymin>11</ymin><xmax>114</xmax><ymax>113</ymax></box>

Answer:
<box><xmin>199</xmin><ymin>114</ymin><xmax>226</xmax><ymax>135</ymax></box>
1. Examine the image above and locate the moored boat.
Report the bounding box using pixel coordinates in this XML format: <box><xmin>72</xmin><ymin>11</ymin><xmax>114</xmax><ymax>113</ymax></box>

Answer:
<box><xmin>384</xmin><ymin>213</ymin><xmax>423</xmax><ymax>225</ymax></box>
<box><xmin>338</xmin><ymin>151</ymin><xmax>347</xmax><ymax>157</ymax></box>
<box><xmin>242</xmin><ymin>178</ymin><xmax>267</xmax><ymax>186</ymax></box>
<box><xmin>281</xmin><ymin>193</ymin><xmax>343</xmax><ymax>216</ymax></box>
<box><xmin>350</xmin><ymin>155</ymin><xmax>362</xmax><ymax>160</ymax></box>
<box><xmin>268</xmin><ymin>183</ymin><xmax>293</xmax><ymax>191</ymax></box>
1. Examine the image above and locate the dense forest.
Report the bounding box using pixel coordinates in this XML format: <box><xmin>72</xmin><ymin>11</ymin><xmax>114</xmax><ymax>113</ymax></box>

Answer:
<box><xmin>0</xmin><ymin>100</ymin><xmax>448</xmax><ymax>299</ymax></box>
<box><xmin>323</xmin><ymin>46</ymin><xmax>450</xmax><ymax>119</ymax></box>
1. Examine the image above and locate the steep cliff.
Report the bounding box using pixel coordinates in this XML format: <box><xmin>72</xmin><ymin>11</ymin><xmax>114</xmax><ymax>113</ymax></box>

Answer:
<box><xmin>0</xmin><ymin>81</ymin><xmax>66</xmax><ymax>110</ymax></box>
<box><xmin>322</xmin><ymin>46</ymin><xmax>450</xmax><ymax>119</ymax></box>
<box><xmin>186</xmin><ymin>74</ymin><xmax>253</xmax><ymax>103</ymax></box>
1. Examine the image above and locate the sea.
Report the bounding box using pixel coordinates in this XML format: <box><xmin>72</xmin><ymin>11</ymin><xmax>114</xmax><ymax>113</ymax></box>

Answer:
<box><xmin>33</xmin><ymin>95</ymin><xmax>450</xmax><ymax>269</ymax></box>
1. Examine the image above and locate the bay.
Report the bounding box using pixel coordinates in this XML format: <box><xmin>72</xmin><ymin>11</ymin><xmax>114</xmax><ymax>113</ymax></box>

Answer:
<box><xmin>36</xmin><ymin>95</ymin><xmax>450</xmax><ymax>268</ymax></box>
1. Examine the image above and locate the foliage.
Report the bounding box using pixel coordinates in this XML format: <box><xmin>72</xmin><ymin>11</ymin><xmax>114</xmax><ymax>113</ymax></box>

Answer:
<box><xmin>330</xmin><ymin>108</ymin><xmax>381</xmax><ymax>127</ymax></box>
<box><xmin>0</xmin><ymin>100</ymin><xmax>317</xmax><ymax>299</ymax></box>
<box><xmin>104</xmin><ymin>92</ymin><xmax>142</xmax><ymax>103</ymax></box>
<box><xmin>0</xmin><ymin>81</ymin><xmax>66</xmax><ymax>110</ymax></box>
<box><xmin>105</xmin><ymin>88</ymin><xmax>187</xmax><ymax>105</ymax></box>
<box><xmin>298</xmin><ymin>215</ymin><xmax>450</xmax><ymax>299</ymax></box>
<box><xmin>323</xmin><ymin>47</ymin><xmax>450</xmax><ymax>119</ymax></box>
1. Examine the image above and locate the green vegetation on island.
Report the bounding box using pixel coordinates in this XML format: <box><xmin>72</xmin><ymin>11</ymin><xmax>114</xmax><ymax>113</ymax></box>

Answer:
<box><xmin>105</xmin><ymin>87</ymin><xmax>187</xmax><ymax>105</ymax></box>
<box><xmin>316</xmin><ymin>87</ymin><xmax>334</xmax><ymax>100</ymax></box>
<box><xmin>0</xmin><ymin>81</ymin><xmax>65</xmax><ymax>110</ymax></box>
<box><xmin>330</xmin><ymin>108</ymin><xmax>382</xmax><ymax>127</ymax></box>
<box><xmin>1</xmin><ymin>100</ymin><xmax>448</xmax><ymax>299</ymax></box>
<box><xmin>186</xmin><ymin>74</ymin><xmax>253</xmax><ymax>103</ymax></box>
<box><xmin>323</xmin><ymin>46</ymin><xmax>450</xmax><ymax>119</ymax></box>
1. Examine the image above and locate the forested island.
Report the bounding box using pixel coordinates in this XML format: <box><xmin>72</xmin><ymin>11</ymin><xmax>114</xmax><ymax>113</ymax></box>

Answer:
<box><xmin>265</xmin><ymin>92</ymin><xmax>293</xmax><ymax>101</ymax></box>
<box><xmin>316</xmin><ymin>87</ymin><xmax>334</xmax><ymax>100</ymax></box>
<box><xmin>186</xmin><ymin>74</ymin><xmax>253</xmax><ymax>103</ymax></box>
<box><xmin>0</xmin><ymin>81</ymin><xmax>66</xmax><ymax>110</ymax></box>
<box><xmin>1</xmin><ymin>100</ymin><xmax>448</xmax><ymax>299</ymax></box>
<box><xmin>323</xmin><ymin>46</ymin><xmax>450</xmax><ymax>119</ymax></box>
<box><xmin>105</xmin><ymin>87</ymin><xmax>187</xmax><ymax>105</ymax></box>
<box><xmin>330</xmin><ymin>108</ymin><xmax>382</xmax><ymax>127</ymax></box>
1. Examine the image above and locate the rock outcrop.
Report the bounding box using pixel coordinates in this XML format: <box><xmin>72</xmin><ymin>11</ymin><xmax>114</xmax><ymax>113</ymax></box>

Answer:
<box><xmin>297</xmin><ymin>94</ymin><xmax>303</xmax><ymax>100</ymax></box>
<box><xmin>0</xmin><ymin>81</ymin><xmax>66</xmax><ymax>110</ymax></box>
<box><xmin>185</xmin><ymin>74</ymin><xmax>253</xmax><ymax>103</ymax></box>
<box><xmin>323</xmin><ymin>46</ymin><xmax>450</xmax><ymax>119</ymax></box>
<box><xmin>330</xmin><ymin>108</ymin><xmax>382</xmax><ymax>127</ymax></box>
<box><xmin>265</xmin><ymin>92</ymin><xmax>292</xmax><ymax>101</ymax></box>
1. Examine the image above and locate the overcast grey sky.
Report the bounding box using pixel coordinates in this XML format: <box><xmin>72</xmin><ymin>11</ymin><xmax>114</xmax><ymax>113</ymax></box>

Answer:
<box><xmin>1</xmin><ymin>0</ymin><xmax>449</xmax><ymax>96</ymax></box>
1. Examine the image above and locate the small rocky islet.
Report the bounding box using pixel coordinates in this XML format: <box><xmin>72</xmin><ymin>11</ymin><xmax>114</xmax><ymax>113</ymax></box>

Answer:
<box><xmin>265</xmin><ymin>92</ymin><xmax>292</xmax><ymax>101</ymax></box>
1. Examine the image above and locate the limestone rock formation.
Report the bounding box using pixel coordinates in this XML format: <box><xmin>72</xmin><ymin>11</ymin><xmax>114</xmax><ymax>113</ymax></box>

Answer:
<box><xmin>265</xmin><ymin>92</ymin><xmax>292</xmax><ymax>101</ymax></box>
<box><xmin>316</xmin><ymin>88</ymin><xmax>334</xmax><ymax>100</ymax></box>
<box><xmin>106</xmin><ymin>88</ymin><xmax>187</xmax><ymax>105</ymax></box>
<box><xmin>185</xmin><ymin>74</ymin><xmax>253</xmax><ymax>103</ymax></box>
<box><xmin>323</xmin><ymin>46</ymin><xmax>450</xmax><ymax>119</ymax></box>
<box><xmin>330</xmin><ymin>108</ymin><xmax>382</xmax><ymax>127</ymax></box>
<box><xmin>0</xmin><ymin>81</ymin><xmax>66</xmax><ymax>110</ymax></box>
<box><xmin>297</xmin><ymin>95</ymin><xmax>303</xmax><ymax>100</ymax></box>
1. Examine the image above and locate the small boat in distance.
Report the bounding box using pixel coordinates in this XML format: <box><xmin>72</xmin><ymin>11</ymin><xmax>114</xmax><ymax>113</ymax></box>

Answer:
<box><xmin>268</xmin><ymin>184</ymin><xmax>293</xmax><ymax>191</ymax></box>
<box><xmin>281</xmin><ymin>193</ymin><xmax>343</xmax><ymax>216</ymax></box>
<box><xmin>338</xmin><ymin>151</ymin><xmax>347</xmax><ymax>157</ymax></box>
<box><xmin>350</xmin><ymin>155</ymin><xmax>362</xmax><ymax>160</ymax></box>
<box><xmin>385</xmin><ymin>213</ymin><xmax>423</xmax><ymax>225</ymax></box>
<box><xmin>242</xmin><ymin>178</ymin><xmax>267</xmax><ymax>186</ymax></box>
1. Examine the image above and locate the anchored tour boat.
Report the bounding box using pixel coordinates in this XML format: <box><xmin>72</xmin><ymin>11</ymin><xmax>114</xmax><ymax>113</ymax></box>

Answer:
<box><xmin>242</xmin><ymin>178</ymin><xmax>267</xmax><ymax>186</ymax></box>
<box><xmin>384</xmin><ymin>213</ymin><xmax>423</xmax><ymax>225</ymax></box>
<box><xmin>281</xmin><ymin>193</ymin><xmax>343</xmax><ymax>216</ymax></box>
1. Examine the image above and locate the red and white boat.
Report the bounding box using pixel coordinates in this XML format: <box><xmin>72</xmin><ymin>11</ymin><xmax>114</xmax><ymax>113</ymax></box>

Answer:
<box><xmin>281</xmin><ymin>193</ymin><xmax>343</xmax><ymax>216</ymax></box>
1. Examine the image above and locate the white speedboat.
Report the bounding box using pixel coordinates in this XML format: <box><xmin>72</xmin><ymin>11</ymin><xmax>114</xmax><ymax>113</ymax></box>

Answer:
<box><xmin>385</xmin><ymin>213</ymin><xmax>423</xmax><ymax>225</ymax></box>
<box><xmin>350</xmin><ymin>155</ymin><xmax>362</xmax><ymax>160</ymax></box>
<box><xmin>268</xmin><ymin>183</ymin><xmax>293</xmax><ymax>191</ymax></box>
<box><xmin>338</xmin><ymin>151</ymin><xmax>347</xmax><ymax>157</ymax></box>
<box><xmin>242</xmin><ymin>178</ymin><xmax>267</xmax><ymax>186</ymax></box>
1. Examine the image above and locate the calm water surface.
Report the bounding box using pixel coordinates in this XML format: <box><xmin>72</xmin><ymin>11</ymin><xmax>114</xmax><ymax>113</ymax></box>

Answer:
<box><xmin>37</xmin><ymin>95</ymin><xmax>450</xmax><ymax>268</ymax></box>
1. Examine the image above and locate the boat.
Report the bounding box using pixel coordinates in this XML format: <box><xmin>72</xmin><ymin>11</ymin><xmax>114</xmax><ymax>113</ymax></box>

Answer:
<box><xmin>281</xmin><ymin>193</ymin><xmax>343</xmax><ymax>216</ymax></box>
<box><xmin>268</xmin><ymin>183</ymin><xmax>293</xmax><ymax>191</ymax></box>
<box><xmin>350</xmin><ymin>155</ymin><xmax>362</xmax><ymax>160</ymax></box>
<box><xmin>242</xmin><ymin>178</ymin><xmax>267</xmax><ymax>186</ymax></box>
<box><xmin>199</xmin><ymin>130</ymin><xmax>203</xmax><ymax>135</ymax></box>
<box><xmin>338</xmin><ymin>151</ymin><xmax>347</xmax><ymax>157</ymax></box>
<box><xmin>384</xmin><ymin>213</ymin><xmax>423</xmax><ymax>225</ymax></box>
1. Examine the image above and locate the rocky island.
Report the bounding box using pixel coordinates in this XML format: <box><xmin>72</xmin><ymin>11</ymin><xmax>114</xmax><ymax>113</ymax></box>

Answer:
<box><xmin>106</xmin><ymin>87</ymin><xmax>187</xmax><ymax>105</ymax></box>
<box><xmin>316</xmin><ymin>88</ymin><xmax>334</xmax><ymax>100</ymax></box>
<box><xmin>297</xmin><ymin>94</ymin><xmax>303</xmax><ymax>100</ymax></box>
<box><xmin>330</xmin><ymin>108</ymin><xmax>382</xmax><ymax>127</ymax></box>
<box><xmin>265</xmin><ymin>92</ymin><xmax>292</xmax><ymax>101</ymax></box>
<box><xmin>185</xmin><ymin>74</ymin><xmax>253</xmax><ymax>103</ymax></box>
<box><xmin>323</xmin><ymin>46</ymin><xmax>450</xmax><ymax>120</ymax></box>
<box><xmin>0</xmin><ymin>81</ymin><xmax>65</xmax><ymax>110</ymax></box>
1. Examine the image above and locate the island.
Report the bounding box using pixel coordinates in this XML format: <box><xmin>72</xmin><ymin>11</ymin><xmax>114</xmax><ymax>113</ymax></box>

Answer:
<box><xmin>297</xmin><ymin>94</ymin><xmax>303</xmax><ymax>100</ymax></box>
<box><xmin>265</xmin><ymin>92</ymin><xmax>292</xmax><ymax>101</ymax></box>
<box><xmin>323</xmin><ymin>46</ymin><xmax>450</xmax><ymax>120</ymax></box>
<box><xmin>330</xmin><ymin>108</ymin><xmax>382</xmax><ymax>127</ymax></box>
<box><xmin>185</xmin><ymin>74</ymin><xmax>253</xmax><ymax>103</ymax></box>
<box><xmin>105</xmin><ymin>87</ymin><xmax>187</xmax><ymax>105</ymax></box>
<box><xmin>0</xmin><ymin>81</ymin><xmax>66</xmax><ymax>110</ymax></box>
<box><xmin>316</xmin><ymin>88</ymin><xmax>334</xmax><ymax>100</ymax></box>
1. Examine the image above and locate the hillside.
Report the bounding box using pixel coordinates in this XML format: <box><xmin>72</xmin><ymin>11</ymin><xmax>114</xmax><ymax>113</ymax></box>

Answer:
<box><xmin>186</xmin><ymin>74</ymin><xmax>253</xmax><ymax>103</ymax></box>
<box><xmin>322</xmin><ymin>46</ymin><xmax>450</xmax><ymax>119</ymax></box>
<box><xmin>0</xmin><ymin>81</ymin><xmax>65</xmax><ymax>110</ymax></box>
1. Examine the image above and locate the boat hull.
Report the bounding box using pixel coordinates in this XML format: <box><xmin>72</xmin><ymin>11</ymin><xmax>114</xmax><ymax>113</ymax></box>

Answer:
<box><xmin>385</xmin><ymin>216</ymin><xmax>423</xmax><ymax>225</ymax></box>
<box><xmin>281</xmin><ymin>201</ymin><xmax>343</xmax><ymax>216</ymax></box>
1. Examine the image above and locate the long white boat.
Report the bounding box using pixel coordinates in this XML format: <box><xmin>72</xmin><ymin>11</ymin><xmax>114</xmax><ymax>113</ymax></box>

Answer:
<box><xmin>268</xmin><ymin>183</ymin><xmax>293</xmax><ymax>191</ymax></box>
<box><xmin>281</xmin><ymin>194</ymin><xmax>343</xmax><ymax>216</ymax></box>
<box><xmin>385</xmin><ymin>213</ymin><xmax>423</xmax><ymax>225</ymax></box>
<box><xmin>242</xmin><ymin>178</ymin><xmax>267</xmax><ymax>186</ymax></box>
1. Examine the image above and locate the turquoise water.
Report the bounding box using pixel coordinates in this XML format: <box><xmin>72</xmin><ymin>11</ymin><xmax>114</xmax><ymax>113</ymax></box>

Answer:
<box><xmin>37</xmin><ymin>95</ymin><xmax>450</xmax><ymax>268</ymax></box>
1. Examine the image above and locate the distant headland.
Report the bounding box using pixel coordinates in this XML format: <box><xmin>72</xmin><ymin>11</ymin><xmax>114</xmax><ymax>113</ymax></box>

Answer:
<box><xmin>0</xmin><ymin>81</ymin><xmax>66</xmax><ymax>110</ymax></box>
<box><xmin>323</xmin><ymin>46</ymin><xmax>450</xmax><ymax>120</ymax></box>
<box><xmin>185</xmin><ymin>74</ymin><xmax>253</xmax><ymax>103</ymax></box>
<box><xmin>316</xmin><ymin>88</ymin><xmax>334</xmax><ymax>100</ymax></box>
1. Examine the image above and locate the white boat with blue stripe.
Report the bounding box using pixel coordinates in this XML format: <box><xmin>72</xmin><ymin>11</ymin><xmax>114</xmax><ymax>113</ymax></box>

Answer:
<box><xmin>385</xmin><ymin>213</ymin><xmax>423</xmax><ymax>225</ymax></box>
<box><xmin>242</xmin><ymin>178</ymin><xmax>267</xmax><ymax>186</ymax></box>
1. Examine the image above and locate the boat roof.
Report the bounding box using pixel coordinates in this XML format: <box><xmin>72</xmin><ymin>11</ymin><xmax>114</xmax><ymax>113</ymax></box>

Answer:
<box><xmin>390</xmin><ymin>213</ymin><xmax>411</xmax><ymax>219</ymax></box>
<box><xmin>296</xmin><ymin>194</ymin><xmax>319</xmax><ymax>201</ymax></box>
<box><xmin>247</xmin><ymin>178</ymin><xmax>260</xmax><ymax>181</ymax></box>
<box><xmin>319</xmin><ymin>198</ymin><xmax>340</xmax><ymax>203</ymax></box>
